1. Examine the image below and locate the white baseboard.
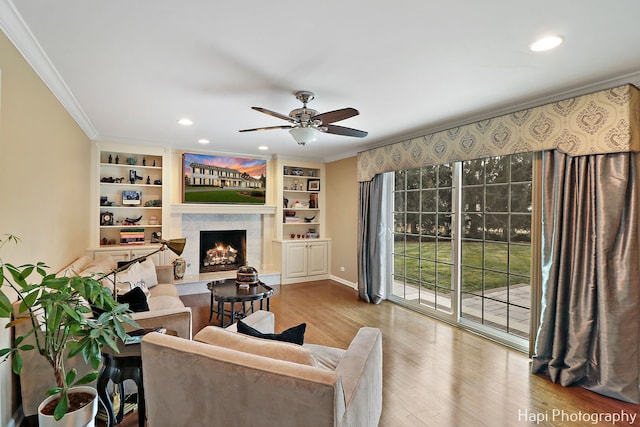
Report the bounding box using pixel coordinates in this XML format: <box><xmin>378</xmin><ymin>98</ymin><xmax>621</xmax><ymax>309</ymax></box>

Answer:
<box><xmin>330</xmin><ymin>275</ymin><xmax>357</xmax><ymax>290</ymax></box>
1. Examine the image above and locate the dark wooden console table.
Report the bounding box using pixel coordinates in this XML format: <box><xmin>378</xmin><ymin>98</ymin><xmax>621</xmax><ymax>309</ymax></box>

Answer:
<box><xmin>207</xmin><ymin>279</ymin><xmax>274</xmax><ymax>327</ymax></box>
<box><xmin>97</xmin><ymin>329</ymin><xmax>175</xmax><ymax>427</ymax></box>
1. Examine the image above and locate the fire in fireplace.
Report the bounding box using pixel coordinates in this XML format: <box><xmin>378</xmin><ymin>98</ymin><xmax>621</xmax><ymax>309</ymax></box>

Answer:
<box><xmin>199</xmin><ymin>230</ymin><xmax>246</xmax><ymax>273</ymax></box>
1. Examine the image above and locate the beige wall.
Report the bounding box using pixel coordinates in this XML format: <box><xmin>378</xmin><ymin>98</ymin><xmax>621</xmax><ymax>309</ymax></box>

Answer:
<box><xmin>325</xmin><ymin>156</ymin><xmax>358</xmax><ymax>286</ymax></box>
<box><xmin>0</xmin><ymin>30</ymin><xmax>91</xmax><ymax>423</ymax></box>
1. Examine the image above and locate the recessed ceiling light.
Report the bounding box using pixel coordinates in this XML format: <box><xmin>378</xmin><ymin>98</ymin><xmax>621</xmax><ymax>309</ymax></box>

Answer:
<box><xmin>530</xmin><ymin>35</ymin><xmax>564</xmax><ymax>52</ymax></box>
<box><xmin>198</xmin><ymin>139</ymin><xmax>210</xmax><ymax>144</ymax></box>
<box><xmin>178</xmin><ymin>118</ymin><xmax>193</xmax><ymax>126</ymax></box>
<box><xmin>258</xmin><ymin>146</ymin><xmax>268</xmax><ymax>151</ymax></box>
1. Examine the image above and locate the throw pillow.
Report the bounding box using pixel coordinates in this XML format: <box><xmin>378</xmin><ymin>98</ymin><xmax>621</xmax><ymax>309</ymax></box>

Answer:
<box><xmin>194</xmin><ymin>326</ymin><xmax>318</xmax><ymax>367</ymax></box>
<box><xmin>237</xmin><ymin>321</ymin><xmax>306</xmax><ymax>345</ymax></box>
<box><xmin>117</xmin><ymin>286</ymin><xmax>149</xmax><ymax>312</ymax></box>
<box><xmin>136</xmin><ymin>258</ymin><xmax>159</xmax><ymax>287</ymax></box>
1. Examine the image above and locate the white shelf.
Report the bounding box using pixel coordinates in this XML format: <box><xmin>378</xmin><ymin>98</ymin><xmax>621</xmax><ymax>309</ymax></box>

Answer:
<box><xmin>100</xmin><ymin>183</ymin><xmax>162</xmax><ymax>188</ymax></box>
<box><xmin>100</xmin><ymin>224</ymin><xmax>162</xmax><ymax>229</ymax></box>
<box><xmin>100</xmin><ymin>163</ymin><xmax>162</xmax><ymax>170</ymax></box>
<box><xmin>100</xmin><ymin>206</ymin><xmax>162</xmax><ymax>210</ymax></box>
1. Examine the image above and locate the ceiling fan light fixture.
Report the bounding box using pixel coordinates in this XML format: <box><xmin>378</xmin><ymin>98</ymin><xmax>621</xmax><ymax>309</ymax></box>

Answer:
<box><xmin>289</xmin><ymin>127</ymin><xmax>318</xmax><ymax>146</ymax></box>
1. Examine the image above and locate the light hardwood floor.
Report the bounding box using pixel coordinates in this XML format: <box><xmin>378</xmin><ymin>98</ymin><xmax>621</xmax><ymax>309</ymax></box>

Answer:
<box><xmin>181</xmin><ymin>280</ymin><xmax>639</xmax><ymax>427</ymax></box>
<box><xmin>81</xmin><ymin>279</ymin><xmax>638</xmax><ymax>427</ymax></box>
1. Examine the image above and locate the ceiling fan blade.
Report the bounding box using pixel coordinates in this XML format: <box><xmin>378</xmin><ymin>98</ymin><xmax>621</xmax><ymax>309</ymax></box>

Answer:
<box><xmin>325</xmin><ymin>124</ymin><xmax>368</xmax><ymax>138</ymax></box>
<box><xmin>239</xmin><ymin>125</ymin><xmax>292</xmax><ymax>132</ymax></box>
<box><xmin>252</xmin><ymin>107</ymin><xmax>292</xmax><ymax>122</ymax></box>
<box><xmin>312</xmin><ymin>108</ymin><xmax>359</xmax><ymax>124</ymax></box>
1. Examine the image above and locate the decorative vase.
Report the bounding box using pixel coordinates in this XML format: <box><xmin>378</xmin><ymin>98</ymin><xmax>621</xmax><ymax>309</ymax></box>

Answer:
<box><xmin>37</xmin><ymin>386</ymin><xmax>98</xmax><ymax>427</ymax></box>
<box><xmin>173</xmin><ymin>258</ymin><xmax>186</xmax><ymax>280</ymax></box>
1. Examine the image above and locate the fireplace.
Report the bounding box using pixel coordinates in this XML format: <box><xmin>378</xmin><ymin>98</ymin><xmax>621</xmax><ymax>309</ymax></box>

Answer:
<box><xmin>199</xmin><ymin>230</ymin><xmax>246</xmax><ymax>273</ymax></box>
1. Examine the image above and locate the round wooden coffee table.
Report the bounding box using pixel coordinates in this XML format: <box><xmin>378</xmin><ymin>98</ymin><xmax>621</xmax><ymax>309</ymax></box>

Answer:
<box><xmin>207</xmin><ymin>279</ymin><xmax>274</xmax><ymax>327</ymax></box>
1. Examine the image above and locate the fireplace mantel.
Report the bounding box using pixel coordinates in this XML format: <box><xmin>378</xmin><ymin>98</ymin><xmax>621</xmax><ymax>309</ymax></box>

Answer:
<box><xmin>170</xmin><ymin>203</ymin><xmax>276</xmax><ymax>215</ymax></box>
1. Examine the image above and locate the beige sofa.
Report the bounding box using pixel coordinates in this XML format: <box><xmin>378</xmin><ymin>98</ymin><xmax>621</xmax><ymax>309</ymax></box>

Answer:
<box><xmin>15</xmin><ymin>254</ymin><xmax>192</xmax><ymax>417</ymax></box>
<box><xmin>141</xmin><ymin>310</ymin><xmax>383</xmax><ymax>427</ymax></box>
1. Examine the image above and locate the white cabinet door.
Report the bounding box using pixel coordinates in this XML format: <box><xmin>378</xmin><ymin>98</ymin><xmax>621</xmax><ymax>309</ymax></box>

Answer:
<box><xmin>94</xmin><ymin>250</ymin><xmax>130</xmax><ymax>264</ymax></box>
<box><xmin>307</xmin><ymin>241</ymin><xmax>328</xmax><ymax>276</ymax></box>
<box><xmin>130</xmin><ymin>247</ymin><xmax>164</xmax><ymax>265</ymax></box>
<box><xmin>284</xmin><ymin>242</ymin><xmax>308</xmax><ymax>279</ymax></box>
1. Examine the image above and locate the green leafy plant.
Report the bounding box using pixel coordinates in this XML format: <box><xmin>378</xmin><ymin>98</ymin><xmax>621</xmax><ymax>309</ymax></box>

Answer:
<box><xmin>0</xmin><ymin>234</ymin><xmax>137</xmax><ymax>420</ymax></box>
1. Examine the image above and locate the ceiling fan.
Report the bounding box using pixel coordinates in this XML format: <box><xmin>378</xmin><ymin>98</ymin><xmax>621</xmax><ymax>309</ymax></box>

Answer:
<box><xmin>239</xmin><ymin>91</ymin><xmax>368</xmax><ymax>145</ymax></box>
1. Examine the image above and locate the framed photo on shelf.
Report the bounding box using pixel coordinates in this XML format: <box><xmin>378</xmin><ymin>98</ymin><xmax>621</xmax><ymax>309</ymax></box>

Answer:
<box><xmin>307</xmin><ymin>179</ymin><xmax>320</xmax><ymax>191</ymax></box>
<box><xmin>122</xmin><ymin>190</ymin><xmax>142</xmax><ymax>205</ymax></box>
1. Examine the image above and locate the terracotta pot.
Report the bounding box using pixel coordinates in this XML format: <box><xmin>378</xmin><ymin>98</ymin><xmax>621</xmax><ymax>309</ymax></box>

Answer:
<box><xmin>37</xmin><ymin>386</ymin><xmax>98</xmax><ymax>427</ymax></box>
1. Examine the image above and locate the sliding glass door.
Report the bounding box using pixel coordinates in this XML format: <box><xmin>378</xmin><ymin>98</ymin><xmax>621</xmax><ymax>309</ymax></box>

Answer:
<box><xmin>390</xmin><ymin>153</ymin><xmax>533</xmax><ymax>348</ymax></box>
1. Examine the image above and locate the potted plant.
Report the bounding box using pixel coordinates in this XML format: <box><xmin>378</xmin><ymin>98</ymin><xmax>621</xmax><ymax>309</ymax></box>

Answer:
<box><xmin>0</xmin><ymin>235</ymin><xmax>137</xmax><ymax>425</ymax></box>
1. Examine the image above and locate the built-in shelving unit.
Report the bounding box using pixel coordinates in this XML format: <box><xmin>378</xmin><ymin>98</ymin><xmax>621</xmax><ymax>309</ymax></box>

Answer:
<box><xmin>273</xmin><ymin>160</ymin><xmax>330</xmax><ymax>284</ymax></box>
<box><xmin>90</xmin><ymin>142</ymin><xmax>169</xmax><ymax>259</ymax></box>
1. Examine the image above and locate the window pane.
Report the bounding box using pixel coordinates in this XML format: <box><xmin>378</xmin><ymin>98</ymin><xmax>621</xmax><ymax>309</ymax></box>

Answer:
<box><xmin>485</xmin><ymin>214</ymin><xmax>508</xmax><ymax>242</ymax></box>
<box><xmin>462</xmin><ymin>187</ymin><xmax>483</xmax><ymax>213</ymax></box>
<box><xmin>406</xmin><ymin>214</ymin><xmax>420</xmax><ymax>235</ymax></box>
<box><xmin>438</xmin><ymin>214</ymin><xmax>452</xmax><ymax>237</ymax></box>
<box><xmin>420</xmin><ymin>259</ymin><xmax>435</xmax><ymax>284</ymax></box>
<box><xmin>407</xmin><ymin>191</ymin><xmax>420</xmax><ymax>212</ymax></box>
<box><xmin>461</xmin><ymin>240</ymin><xmax>482</xmax><ymax>267</ymax></box>
<box><xmin>420</xmin><ymin>236</ymin><xmax>436</xmax><ymax>260</ymax></box>
<box><xmin>437</xmin><ymin>238</ymin><xmax>453</xmax><ymax>263</ymax></box>
<box><xmin>421</xmin><ymin>213</ymin><xmax>437</xmax><ymax>236</ymax></box>
<box><xmin>394</xmin><ymin>191</ymin><xmax>405</xmax><ymax>212</ymax></box>
<box><xmin>437</xmin><ymin>263</ymin><xmax>453</xmax><ymax>291</ymax></box>
<box><xmin>438</xmin><ymin>188</ymin><xmax>452</xmax><ymax>212</ymax></box>
<box><xmin>511</xmin><ymin>153</ymin><xmax>533</xmax><ymax>182</ymax></box>
<box><xmin>439</xmin><ymin>164</ymin><xmax>453</xmax><ymax>187</ymax></box>
<box><xmin>395</xmin><ymin>170</ymin><xmax>406</xmax><ymax>190</ymax></box>
<box><xmin>511</xmin><ymin>215</ymin><xmax>531</xmax><ymax>243</ymax></box>
<box><xmin>484</xmin><ymin>242</ymin><xmax>508</xmax><ymax>272</ymax></box>
<box><xmin>511</xmin><ymin>183</ymin><xmax>532</xmax><ymax>212</ymax></box>
<box><xmin>509</xmin><ymin>245</ymin><xmax>531</xmax><ymax>276</ymax></box>
<box><xmin>485</xmin><ymin>156</ymin><xmax>509</xmax><ymax>184</ymax></box>
<box><xmin>485</xmin><ymin>271</ymin><xmax>508</xmax><ymax>302</ymax></box>
<box><xmin>464</xmin><ymin>214</ymin><xmax>483</xmax><ymax>239</ymax></box>
<box><xmin>407</xmin><ymin>169</ymin><xmax>420</xmax><ymax>189</ymax></box>
<box><xmin>463</xmin><ymin>159</ymin><xmax>484</xmax><ymax>185</ymax></box>
<box><xmin>486</xmin><ymin>185</ymin><xmax>508</xmax><ymax>212</ymax></box>
<box><xmin>421</xmin><ymin>167</ymin><xmax>437</xmax><ymax>188</ymax></box>
<box><xmin>421</xmin><ymin>189</ymin><xmax>436</xmax><ymax>212</ymax></box>
<box><xmin>461</xmin><ymin>266</ymin><xmax>483</xmax><ymax>295</ymax></box>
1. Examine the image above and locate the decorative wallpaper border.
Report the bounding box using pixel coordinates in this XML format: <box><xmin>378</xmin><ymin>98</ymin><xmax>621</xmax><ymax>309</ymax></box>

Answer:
<box><xmin>357</xmin><ymin>84</ymin><xmax>640</xmax><ymax>182</ymax></box>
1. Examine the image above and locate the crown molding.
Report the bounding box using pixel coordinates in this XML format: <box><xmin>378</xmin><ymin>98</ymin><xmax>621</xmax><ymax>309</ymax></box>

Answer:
<box><xmin>0</xmin><ymin>0</ymin><xmax>98</xmax><ymax>139</ymax></box>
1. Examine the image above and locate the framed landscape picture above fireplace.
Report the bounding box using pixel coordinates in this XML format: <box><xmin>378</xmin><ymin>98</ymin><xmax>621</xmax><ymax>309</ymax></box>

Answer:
<box><xmin>182</xmin><ymin>153</ymin><xmax>267</xmax><ymax>204</ymax></box>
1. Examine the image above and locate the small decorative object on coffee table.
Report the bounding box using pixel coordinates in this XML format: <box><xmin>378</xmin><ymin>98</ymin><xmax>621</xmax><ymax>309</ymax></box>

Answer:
<box><xmin>236</xmin><ymin>265</ymin><xmax>259</xmax><ymax>288</ymax></box>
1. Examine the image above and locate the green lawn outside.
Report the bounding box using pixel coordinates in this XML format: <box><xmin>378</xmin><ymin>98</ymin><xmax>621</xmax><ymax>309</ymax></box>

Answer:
<box><xmin>183</xmin><ymin>187</ymin><xmax>265</xmax><ymax>204</ymax></box>
<box><xmin>394</xmin><ymin>240</ymin><xmax>530</xmax><ymax>293</ymax></box>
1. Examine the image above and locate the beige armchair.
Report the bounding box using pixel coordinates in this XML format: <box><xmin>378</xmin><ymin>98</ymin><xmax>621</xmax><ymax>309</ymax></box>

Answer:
<box><xmin>141</xmin><ymin>311</ymin><xmax>382</xmax><ymax>427</ymax></box>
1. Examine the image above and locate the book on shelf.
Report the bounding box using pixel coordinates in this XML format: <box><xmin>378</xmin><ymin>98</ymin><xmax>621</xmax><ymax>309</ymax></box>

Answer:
<box><xmin>309</xmin><ymin>193</ymin><xmax>319</xmax><ymax>208</ymax></box>
<box><xmin>120</xmin><ymin>227</ymin><xmax>145</xmax><ymax>245</ymax></box>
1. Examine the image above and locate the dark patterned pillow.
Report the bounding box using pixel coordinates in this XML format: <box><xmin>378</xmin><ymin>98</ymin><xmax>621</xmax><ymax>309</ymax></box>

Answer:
<box><xmin>117</xmin><ymin>286</ymin><xmax>149</xmax><ymax>312</ymax></box>
<box><xmin>237</xmin><ymin>320</ymin><xmax>306</xmax><ymax>345</ymax></box>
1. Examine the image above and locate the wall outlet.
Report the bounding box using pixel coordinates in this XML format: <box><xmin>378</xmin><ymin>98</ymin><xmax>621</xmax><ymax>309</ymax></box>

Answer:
<box><xmin>340</xmin><ymin>266</ymin><xmax>345</xmax><ymax>272</ymax></box>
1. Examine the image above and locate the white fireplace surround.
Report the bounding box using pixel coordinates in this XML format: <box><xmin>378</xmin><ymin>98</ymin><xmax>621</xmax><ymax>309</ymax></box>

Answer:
<box><xmin>170</xmin><ymin>204</ymin><xmax>276</xmax><ymax>279</ymax></box>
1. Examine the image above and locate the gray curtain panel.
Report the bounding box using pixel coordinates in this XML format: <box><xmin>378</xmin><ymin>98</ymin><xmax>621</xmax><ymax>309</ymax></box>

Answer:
<box><xmin>357</xmin><ymin>174</ymin><xmax>386</xmax><ymax>304</ymax></box>
<box><xmin>532</xmin><ymin>150</ymin><xmax>640</xmax><ymax>403</ymax></box>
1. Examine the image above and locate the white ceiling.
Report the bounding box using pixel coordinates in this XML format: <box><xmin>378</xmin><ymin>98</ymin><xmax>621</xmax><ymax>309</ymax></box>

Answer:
<box><xmin>2</xmin><ymin>0</ymin><xmax>640</xmax><ymax>162</ymax></box>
